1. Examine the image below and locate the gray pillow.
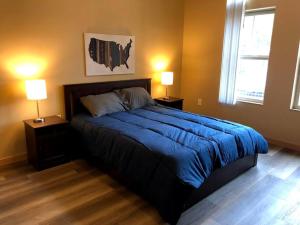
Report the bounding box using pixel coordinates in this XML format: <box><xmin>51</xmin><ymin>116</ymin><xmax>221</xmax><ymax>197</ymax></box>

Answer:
<box><xmin>80</xmin><ymin>92</ymin><xmax>127</xmax><ymax>117</ymax></box>
<box><xmin>115</xmin><ymin>87</ymin><xmax>155</xmax><ymax>110</ymax></box>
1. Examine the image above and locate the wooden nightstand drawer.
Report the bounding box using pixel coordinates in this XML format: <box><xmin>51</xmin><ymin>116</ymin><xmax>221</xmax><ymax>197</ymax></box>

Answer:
<box><xmin>155</xmin><ymin>97</ymin><xmax>184</xmax><ymax>110</ymax></box>
<box><xmin>36</xmin><ymin>124</ymin><xmax>66</xmax><ymax>135</ymax></box>
<box><xmin>37</xmin><ymin>131</ymin><xmax>67</xmax><ymax>159</ymax></box>
<box><xmin>24</xmin><ymin>116</ymin><xmax>71</xmax><ymax>170</ymax></box>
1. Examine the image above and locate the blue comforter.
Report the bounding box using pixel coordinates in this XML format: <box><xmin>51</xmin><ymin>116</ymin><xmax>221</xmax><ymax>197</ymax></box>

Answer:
<box><xmin>72</xmin><ymin>105</ymin><xmax>268</xmax><ymax>189</ymax></box>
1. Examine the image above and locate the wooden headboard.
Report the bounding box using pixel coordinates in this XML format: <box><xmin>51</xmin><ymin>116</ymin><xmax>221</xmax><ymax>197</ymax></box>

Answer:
<box><xmin>63</xmin><ymin>79</ymin><xmax>151</xmax><ymax>121</ymax></box>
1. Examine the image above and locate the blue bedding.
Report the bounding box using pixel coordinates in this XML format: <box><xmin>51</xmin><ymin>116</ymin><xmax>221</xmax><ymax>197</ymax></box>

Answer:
<box><xmin>71</xmin><ymin>105</ymin><xmax>268</xmax><ymax>189</ymax></box>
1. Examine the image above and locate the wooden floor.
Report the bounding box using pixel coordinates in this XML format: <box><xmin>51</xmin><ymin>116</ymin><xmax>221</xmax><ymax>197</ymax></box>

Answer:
<box><xmin>0</xmin><ymin>146</ymin><xmax>299</xmax><ymax>225</ymax></box>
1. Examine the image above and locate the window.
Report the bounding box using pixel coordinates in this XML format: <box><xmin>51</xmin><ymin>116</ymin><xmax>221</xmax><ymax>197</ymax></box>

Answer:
<box><xmin>219</xmin><ymin>2</ymin><xmax>275</xmax><ymax>105</ymax></box>
<box><xmin>235</xmin><ymin>9</ymin><xmax>275</xmax><ymax>104</ymax></box>
<box><xmin>291</xmin><ymin>43</ymin><xmax>300</xmax><ymax>111</ymax></box>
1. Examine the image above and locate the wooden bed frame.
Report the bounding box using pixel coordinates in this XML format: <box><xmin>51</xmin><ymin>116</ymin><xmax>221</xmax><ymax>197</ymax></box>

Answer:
<box><xmin>64</xmin><ymin>78</ymin><xmax>258</xmax><ymax>224</ymax></box>
<box><xmin>64</xmin><ymin>78</ymin><xmax>151</xmax><ymax>121</ymax></box>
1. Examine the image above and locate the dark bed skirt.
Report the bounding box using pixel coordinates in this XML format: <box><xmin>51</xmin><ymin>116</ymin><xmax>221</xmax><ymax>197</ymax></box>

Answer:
<box><xmin>85</xmin><ymin>153</ymin><xmax>258</xmax><ymax>225</ymax></box>
<box><xmin>183</xmin><ymin>154</ymin><xmax>257</xmax><ymax>211</ymax></box>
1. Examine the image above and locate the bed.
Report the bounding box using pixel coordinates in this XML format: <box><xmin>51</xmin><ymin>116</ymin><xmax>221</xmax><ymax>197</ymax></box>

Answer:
<box><xmin>64</xmin><ymin>79</ymin><xmax>268</xmax><ymax>224</ymax></box>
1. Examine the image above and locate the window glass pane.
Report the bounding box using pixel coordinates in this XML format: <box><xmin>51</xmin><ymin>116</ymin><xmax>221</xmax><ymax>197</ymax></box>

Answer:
<box><xmin>236</xmin><ymin>59</ymin><xmax>268</xmax><ymax>101</ymax></box>
<box><xmin>239</xmin><ymin>13</ymin><xmax>274</xmax><ymax>56</ymax></box>
<box><xmin>236</xmin><ymin>10</ymin><xmax>275</xmax><ymax>103</ymax></box>
<box><xmin>239</xmin><ymin>15</ymin><xmax>255</xmax><ymax>54</ymax></box>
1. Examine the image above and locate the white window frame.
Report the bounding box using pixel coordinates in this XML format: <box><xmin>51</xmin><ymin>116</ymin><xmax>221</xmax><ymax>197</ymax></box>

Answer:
<box><xmin>291</xmin><ymin>43</ymin><xmax>300</xmax><ymax>111</ymax></box>
<box><xmin>236</xmin><ymin>8</ymin><xmax>275</xmax><ymax>105</ymax></box>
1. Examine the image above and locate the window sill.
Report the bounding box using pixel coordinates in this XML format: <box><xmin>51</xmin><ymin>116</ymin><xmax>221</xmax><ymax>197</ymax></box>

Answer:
<box><xmin>237</xmin><ymin>98</ymin><xmax>264</xmax><ymax>105</ymax></box>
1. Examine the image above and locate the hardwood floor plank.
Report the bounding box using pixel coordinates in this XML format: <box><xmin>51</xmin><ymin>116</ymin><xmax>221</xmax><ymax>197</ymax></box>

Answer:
<box><xmin>267</xmin><ymin>145</ymin><xmax>283</xmax><ymax>156</ymax></box>
<box><xmin>286</xmin><ymin>166</ymin><xmax>300</xmax><ymax>185</ymax></box>
<box><xmin>178</xmin><ymin>199</ymin><xmax>218</xmax><ymax>225</ymax></box>
<box><xmin>0</xmin><ymin>181</ymin><xmax>122</xmax><ymax>225</ymax></box>
<box><xmin>0</xmin><ymin>147</ymin><xmax>299</xmax><ymax>225</ymax></box>
<box><xmin>117</xmin><ymin>205</ymin><xmax>164</xmax><ymax>225</ymax></box>
<box><xmin>79</xmin><ymin>196</ymin><xmax>144</xmax><ymax>225</ymax></box>
<box><xmin>190</xmin><ymin>219</ymin><xmax>220</xmax><ymax>225</ymax></box>
<box><xmin>39</xmin><ymin>188</ymin><xmax>139</xmax><ymax>225</ymax></box>
<box><xmin>262</xmin><ymin>219</ymin><xmax>291</xmax><ymax>225</ymax></box>
<box><xmin>0</xmin><ymin>170</ymin><xmax>103</xmax><ymax>219</ymax></box>
<box><xmin>211</xmin><ymin>174</ymin><xmax>284</xmax><ymax>225</ymax></box>
<box><xmin>206</xmin><ymin>166</ymin><xmax>267</xmax><ymax>205</ymax></box>
<box><xmin>265</xmin><ymin>149</ymin><xmax>300</xmax><ymax>179</ymax></box>
<box><xmin>0</xmin><ymin>168</ymin><xmax>84</xmax><ymax>202</ymax></box>
<box><xmin>236</xmin><ymin>194</ymin><xmax>288</xmax><ymax>225</ymax></box>
<box><xmin>0</xmin><ymin>176</ymin><xmax>31</xmax><ymax>193</ymax></box>
<box><xmin>27</xmin><ymin>160</ymin><xmax>91</xmax><ymax>180</ymax></box>
<box><xmin>281</xmin><ymin>203</ymin><xmax>300</xmax><ymax>225</ymax></box>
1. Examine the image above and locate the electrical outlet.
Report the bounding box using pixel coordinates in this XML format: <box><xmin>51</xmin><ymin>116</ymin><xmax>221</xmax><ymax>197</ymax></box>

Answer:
<box><xmin>197</xmin><ymin>98</ymin><xmax>202</xmax><ymax>106</ymax></box>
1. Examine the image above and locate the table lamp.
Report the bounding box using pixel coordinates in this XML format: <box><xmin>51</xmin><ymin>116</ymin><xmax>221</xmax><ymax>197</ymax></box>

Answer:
<box><xmin>25</xmin><ymin>79</ymin><xmax>47</xmax><ymax>123</ymax></box>
<box><xmin>161</xmin><ymin>72</ymin><xmax>173</xmax><ymax>100</ymax></box>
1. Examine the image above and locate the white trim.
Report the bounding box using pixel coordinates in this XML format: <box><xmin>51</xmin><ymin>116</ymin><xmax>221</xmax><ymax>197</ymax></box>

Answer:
<box><xmin>240</xmin><ymin>55</ymin><xmax>269</xmax><ymax>60</ymax></box>
<box><xmin>237</xmin><ymin>98</ymin><xmax>264</xmax><ymax>105</ymax></box>
<box><xmin>290</xmin><ymin>42</ymin><xmax>300</xmax><ymax>110</ymax></box>
<box><xmin>245</xmin><ymin>7</ymin><xmax>276</xmax><ymax>15</ymax></box>
<box><xmin>290</xmin><ymin>108</ymin><xmax>300</xmax><ymax>112</ymax></box>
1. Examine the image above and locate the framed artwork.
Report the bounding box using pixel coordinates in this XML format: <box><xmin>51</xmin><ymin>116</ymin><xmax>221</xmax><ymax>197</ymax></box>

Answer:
<box><xmin>84</xmin><ymin>33</ymin><xmax>135</xmax><ymax>76</ymax></box>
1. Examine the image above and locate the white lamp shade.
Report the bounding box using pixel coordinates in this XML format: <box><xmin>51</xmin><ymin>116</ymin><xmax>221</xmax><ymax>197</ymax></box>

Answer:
<box><xmin>161</xmin><ymin>72</ymin><xmax>174</xmax><ymax>86</ymax></box>
<box><xmin>25</xmin><ymin>80</ymin><xmax>47</xmax><ymax>100</ymax></box>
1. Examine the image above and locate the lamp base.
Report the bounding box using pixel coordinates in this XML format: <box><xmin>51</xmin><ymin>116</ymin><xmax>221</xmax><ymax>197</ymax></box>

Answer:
<box><xmin>33</xmin><ymin>117</ymin><xmax>45</xmax><ymax>123</ymax></box>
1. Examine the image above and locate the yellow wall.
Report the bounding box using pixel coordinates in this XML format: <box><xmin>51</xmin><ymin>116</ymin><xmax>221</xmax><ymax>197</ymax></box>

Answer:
<box><xmin>2</xmin><ymin>0</ymin><xmax>300</xmax><ymax>160</ymax></box>
<box><xmin>0</xmin><ymin>0</ymin><xmax>184</xmax><ymax>159</ymax></box>
<box><xmin>181</xmin><ymin>0</ymin><xmax>300</xmax><ymax>148</ymax></box>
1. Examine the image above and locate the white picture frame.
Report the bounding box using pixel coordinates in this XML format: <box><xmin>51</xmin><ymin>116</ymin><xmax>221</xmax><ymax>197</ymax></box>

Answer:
<box><xmin>84</xmin><ymin>33</ymin><xmax>135</xmax><ymax>76</ymax></box>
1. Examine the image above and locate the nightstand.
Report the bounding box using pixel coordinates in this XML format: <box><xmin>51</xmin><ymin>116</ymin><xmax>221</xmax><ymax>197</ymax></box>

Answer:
<box><xmin>23</xmin><ymin>116</ymin><xmax>71</xmax><ymax>170</ymax></box>
<box><xmin>155</xmin><ymin>97</ymin><xmax>184</xmax><ymax>110</ymax></box>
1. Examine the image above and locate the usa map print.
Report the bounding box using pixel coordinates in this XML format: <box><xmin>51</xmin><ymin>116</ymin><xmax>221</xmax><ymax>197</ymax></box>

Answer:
<box><xmin>84</xmin><ymin>33</ymin><xmax>135</xmax><ymax>76</ymax></box>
